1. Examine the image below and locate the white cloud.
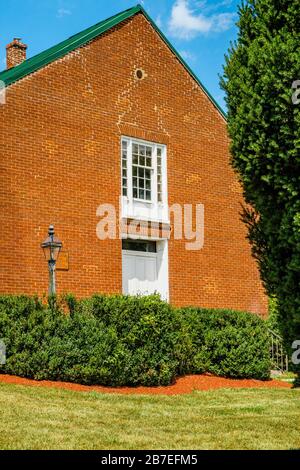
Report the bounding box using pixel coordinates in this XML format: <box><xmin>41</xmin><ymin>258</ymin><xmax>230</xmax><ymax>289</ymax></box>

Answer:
<box><xmin>214</xmin><ymin>12</ymin><xmax>236</xmax><ymax>32</ymax></box>
<box><xmin>57</xmin><ymin>8</ymin><xmax>72</xmax><ymax>19</ymax></box>
<box><xmin>169</xmin><ymin>0</ymin><xmax>212</xmax><ymax>38</ymax></box>
<box><xmin>195</xmin><ymin>0</ymin><xmax>233</xmax><ymax>9</ymax></box>
<box><xmin>168</xmin><ymin>0</ymin><xmax>235</xmax><ymax>39</ymax></box>
<box><xmin>179</xmin><ymin>49</ymin><xmax>196</xmax><ymax>62</ymax></box>
<box><xmin>155</xmin><ymin>15</ymin><xmax>163</xmax><ymax>29</ymax></box>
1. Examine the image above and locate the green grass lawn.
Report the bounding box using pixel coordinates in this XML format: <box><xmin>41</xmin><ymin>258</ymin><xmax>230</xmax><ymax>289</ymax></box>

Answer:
<box><xmin>0</xmin><ymin>383</ymin><xmax>299</xmax><ymax>450</ymax></box>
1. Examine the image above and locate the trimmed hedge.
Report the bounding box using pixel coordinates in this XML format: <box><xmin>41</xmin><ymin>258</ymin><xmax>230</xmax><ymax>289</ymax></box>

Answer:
<box><xmin>180</xmin><ymin>307</ymin><xmax>271</xmax><ymax>380</ymax></box>
<box><xmin>0</xmin><ymin>294</ymin><xmax>271</xmax><ymax>386</ymax></box>
<box><xmin>0</xmin><ymin>295</ymin><xmax>190</xmax><ymax>386</ymax></box>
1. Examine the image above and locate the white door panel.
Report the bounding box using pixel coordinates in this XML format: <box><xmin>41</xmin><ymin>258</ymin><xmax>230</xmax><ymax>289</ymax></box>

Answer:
<box><xmin>122</xmin><ymin>240</ymin><xmax>169</xmax><ymax>300</ymax></box>
<box><xmin>122</xmin><ymin>252</ymin><xmax>158</xmax><ymax>296</ymax></box>
<box><xmin>136</xmin><ymin>258</ymin><xmax>146</xmax><ymax>281</ymax></box>
<box><xmin>147</xmin><ymin>259</ymin><xmax>156</xmax><ymax>282</ymax></box>
<box><xmin>122</xmin><ymin>255</ymin><xmax>135</xmax><ymax>295</ymax></box>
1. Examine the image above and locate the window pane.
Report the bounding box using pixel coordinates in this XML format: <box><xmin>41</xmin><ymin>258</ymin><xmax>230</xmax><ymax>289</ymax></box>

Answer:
<box><xmin>157</xmin><ymin>148</ymin><xmax>163</xmax><ymax>204</ymax></box>
<box><xmin>122</xmin><ymin>140</ymin><xmax>128</xmax><ymax>197</ymax></box>
<box><xmin>128</xmin><ymin>140</ymin><xmax>161</xmax><ymax>202</ymax></box>
<box><xmin>122</xmin><ymin>240</ymin><xmax>157</xmax><ymax>253</ymax></box>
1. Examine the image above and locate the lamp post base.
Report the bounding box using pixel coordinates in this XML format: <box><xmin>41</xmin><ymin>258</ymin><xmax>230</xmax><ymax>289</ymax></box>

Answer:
<box><xmin>48</xmin><ymin>260</ymin><xmax>56</xmax><ymax>296</ymax></box>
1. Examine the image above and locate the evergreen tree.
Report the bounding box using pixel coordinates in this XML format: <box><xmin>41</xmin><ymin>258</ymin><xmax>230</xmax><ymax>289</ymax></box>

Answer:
<box><xmin>221</xmin><ymin>0</ymin><xmax>300</xmax><ymax>379</ymax></box>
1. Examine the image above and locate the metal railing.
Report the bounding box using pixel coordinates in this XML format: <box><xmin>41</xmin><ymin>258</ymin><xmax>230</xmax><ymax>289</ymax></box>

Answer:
<box><xmin>268</xmin><ymin>328</ymin><xmax>289</xmax><ymax>372</ymax></box>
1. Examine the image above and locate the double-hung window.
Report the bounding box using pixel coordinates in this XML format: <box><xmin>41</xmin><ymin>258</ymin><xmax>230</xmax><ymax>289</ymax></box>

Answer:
<box><xmin>132</xmin><ymin>142</ymin><xmax>152</xmax><ymax>201</ymax></box>
<box><xmin>121</xmin><ymin>137</ymin><xmax>166</xmax><ymax>206</ymax></box>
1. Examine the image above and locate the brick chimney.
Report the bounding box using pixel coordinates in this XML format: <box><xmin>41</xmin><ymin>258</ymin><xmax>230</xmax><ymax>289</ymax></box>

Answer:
<box><xmin>6</xmin><ymin>38</ymin><xmax>27</xmax><ymax>69</ymax></box>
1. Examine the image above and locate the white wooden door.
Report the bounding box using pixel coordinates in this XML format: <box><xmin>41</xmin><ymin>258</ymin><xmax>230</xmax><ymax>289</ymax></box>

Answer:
<box><xmin>122</xmin><ymin>251</ymin><xmax>158</xmax><ymax>296</ymax></box>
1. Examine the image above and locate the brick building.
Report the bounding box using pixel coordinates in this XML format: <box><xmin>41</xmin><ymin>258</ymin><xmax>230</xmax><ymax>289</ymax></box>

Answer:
<box><xmin>0</xmin><ymin>5</ymin><xmax>268</xmax><ymax>315</ymax></box>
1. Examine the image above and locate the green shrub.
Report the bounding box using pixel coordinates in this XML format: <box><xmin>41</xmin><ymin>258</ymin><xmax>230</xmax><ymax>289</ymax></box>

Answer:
<box><xmin>0</xmin><ymin>294</ymin><xmax>190</xmax><ymax>386</ymax></box>
<box><xmin>267</xmin><ymin>297</ymin><xmax>280</xmax><ymax>334</ymax></box>
<box><xmin>0</xmin><ymin>294</ymin><xmax>271</xmax><ymax>386</ymax></box>
<box><xmin>74</xmin><ymin>294</ymin><xmax>193</xmax><ymax>385</ymax></box>
<box><xmin>180</xmin><ymin>307</ymin><xmax>271</xmax><ymax>380</ymax></box>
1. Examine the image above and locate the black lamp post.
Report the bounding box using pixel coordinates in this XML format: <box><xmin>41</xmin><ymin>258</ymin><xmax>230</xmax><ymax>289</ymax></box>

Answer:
<box><xmin>41</xmin><ymin>225</ymin><xmax>63</xmax><ymax>295</ymax></box>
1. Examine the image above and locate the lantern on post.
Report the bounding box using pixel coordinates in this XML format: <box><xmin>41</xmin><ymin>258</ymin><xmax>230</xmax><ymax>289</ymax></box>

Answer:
<box><xmin>41</xmin><ymin>225</ymin><xmax>62</xmax><ymax>295</ymax></box>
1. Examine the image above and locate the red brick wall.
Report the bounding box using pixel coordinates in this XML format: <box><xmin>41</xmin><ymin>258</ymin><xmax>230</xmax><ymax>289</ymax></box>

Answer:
<box><xmin>0</xmin><ymin>13</ymin><xmax>268</xmax><ymax>316</ymax></box>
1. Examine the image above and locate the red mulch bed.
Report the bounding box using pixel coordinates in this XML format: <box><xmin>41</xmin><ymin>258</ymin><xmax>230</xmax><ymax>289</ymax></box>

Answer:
<box><xmin>0</xmin><ymin>373</ymin><xmax>291</xmax><ymax>396</ymax></box>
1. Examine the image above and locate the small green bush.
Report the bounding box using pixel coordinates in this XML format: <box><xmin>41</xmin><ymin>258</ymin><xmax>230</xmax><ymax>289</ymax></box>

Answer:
<box><xmin>0</xmin><ymin>294</ymin><xmax>271</xmax><ymax>386</ymax></box>
<box><xmin>180</xmin><ymin>307</ymin><xmax>271</xmax><ymax>380</ymax></box>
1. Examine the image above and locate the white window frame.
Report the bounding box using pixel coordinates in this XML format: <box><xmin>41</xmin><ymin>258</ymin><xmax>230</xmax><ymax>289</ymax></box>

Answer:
<box><xmin>121</xmin><ymin>136</ymin><xmax>167</xmax><ymax>209</ymax></box>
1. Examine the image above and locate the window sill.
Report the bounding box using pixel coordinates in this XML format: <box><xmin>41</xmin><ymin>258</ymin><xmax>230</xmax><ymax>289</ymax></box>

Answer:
<box><xmin>123</xmin><ymin>197</ymin><xmax>164</xmax><ymax>206</ymax></box>
<box><xmin>133</xmin><ymin>197</ymin><xmax>153</xmax><ymax>205</ymax></box>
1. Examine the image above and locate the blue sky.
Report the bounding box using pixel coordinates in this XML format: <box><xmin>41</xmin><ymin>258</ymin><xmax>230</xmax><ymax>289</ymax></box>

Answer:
<box><xmin>0</xmin><ymin>0</ymin><xmax>240</xmax><ymax>110</ymax></box>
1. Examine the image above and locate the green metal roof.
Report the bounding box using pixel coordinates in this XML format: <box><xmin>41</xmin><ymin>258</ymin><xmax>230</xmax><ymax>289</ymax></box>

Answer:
<box><xmin>0</xmin><ymin>4</ymin><xmax>226</xmax><ymax>119</ymax></box>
